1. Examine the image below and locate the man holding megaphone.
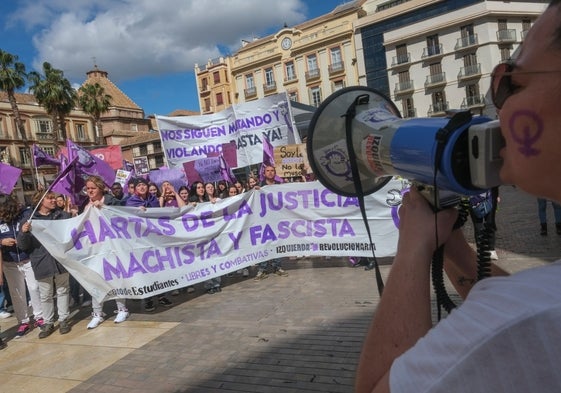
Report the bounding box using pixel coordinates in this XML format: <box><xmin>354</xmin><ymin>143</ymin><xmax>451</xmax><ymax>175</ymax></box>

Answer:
<box><xmin>351</xmin><ymin>2</ymin><xmax>561</xmax><ymax>392</ymax></box>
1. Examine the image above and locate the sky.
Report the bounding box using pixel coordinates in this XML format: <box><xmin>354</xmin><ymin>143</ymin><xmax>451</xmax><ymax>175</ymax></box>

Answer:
<box><xmin>0</xmin><ymin>0</ymin><xmax>350</xmax><ymax>117</ymax></box>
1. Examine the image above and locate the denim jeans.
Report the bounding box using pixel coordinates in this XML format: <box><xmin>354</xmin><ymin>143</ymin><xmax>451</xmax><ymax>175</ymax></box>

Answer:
<box><xmin>537</xmin><ymin>198</ymin><xmax>561</xmax><ymax>224</ymax></box>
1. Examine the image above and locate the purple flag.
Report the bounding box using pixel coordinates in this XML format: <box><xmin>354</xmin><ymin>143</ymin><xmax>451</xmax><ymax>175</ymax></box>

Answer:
<box><xmin>259</xmin><ymin>137</ymin><xmax>283</xmax><ymax>183</ymax></box>
<box><xmin>67</xmin><ymin>140</ymin><xmax>115</xmax><ymax>187</ymax></box>
<box><xmin>49</xmin><ymin>156</ymin><xmax>83</xmax><ymax>204</ymax></box>
<box><xmin>32</xmin><ymin>144</ymin><xmax>61</xmax><ymax>167</ymax></box>
<box><xmin>219</xmin><ymin>154</ymin><xmax>237</xmax><ymax>184</ymax></box>
<box><xmin>0</xmin><ymin>162</ymin><xmax>22</xmax><ymax>194</ymax></box>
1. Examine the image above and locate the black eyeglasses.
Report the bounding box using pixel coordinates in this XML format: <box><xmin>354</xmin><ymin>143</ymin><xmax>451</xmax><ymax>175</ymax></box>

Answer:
<box><xmin>491</xmin><ymin>61</ymin><xmax>561</xmax><ymax>109</ymax></box>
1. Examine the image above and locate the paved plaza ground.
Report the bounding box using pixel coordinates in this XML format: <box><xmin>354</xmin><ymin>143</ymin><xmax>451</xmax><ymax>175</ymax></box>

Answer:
<box><xmin>1</xmin><ymin>185</ymin><xmax>560</xmax><ymax>392</ymax></box>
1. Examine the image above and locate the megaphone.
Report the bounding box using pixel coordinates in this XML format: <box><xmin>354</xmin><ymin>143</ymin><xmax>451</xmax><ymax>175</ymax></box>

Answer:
<box><xmin>306</xmin><ymin>86</ymin><xmax>504</xmax><ymax>206</ymax></box>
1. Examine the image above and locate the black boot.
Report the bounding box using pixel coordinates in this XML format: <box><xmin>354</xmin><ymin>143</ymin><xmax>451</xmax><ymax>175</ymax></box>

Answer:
<box><xmin>556</xmin><ymin>223</ymin><xmax>561</xmax><ymax>235</ymax></box>
<box><xmin>364</xmin><ymin>259</ymin><xmax>375</xmax><ymax>271</ymax></box>
<box><xmin>541</xmin><ymin>223</ymin><xmax>548</xmax><ymax>236</ymax></box>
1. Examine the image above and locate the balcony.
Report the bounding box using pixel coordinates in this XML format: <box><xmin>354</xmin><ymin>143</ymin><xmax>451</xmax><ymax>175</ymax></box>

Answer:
<box><xmin>425</xmin><ymin>72</ymin><xmax>446</xmax><ymax>88</ymax></box>
<box><xmin>36</xmin><ymin>132</ymin><xmax>55</xmax><ymax>141</ymax></box>
<box><xmin>284</xmin><ymin>74</ymin><xmax>298</xmax><ymax>84</ymax></box>
<box><xmin>244</xmin><ymin>86</ymin><xmax>257</xmax><ymax>99</ymax></box>
<box><xmin>263</xmin><ymin>82</ymin><xmax>277</xmax><ymax>94</ymax></box>
<box><xmin>391</xmin><ymin>53</ymin><xmax>411</xmax><ymax>68</ymax></box>
<box><xmin>458</xmin><ymin>64</ymin><xmax>482</xmax><ymax>81</ymax></box>
<box><xmin>427</xmin><ymin>101</ymin><xmax>449</xmax><ymax>117</ymax></box>
<box><xmin>305</xmin><ymin>68</ymin><xmax>321</xmax><ymax>82</ymax></box>
<box><xmin>403</xmin><ymin>108</ymin><xmax>417</xmax><ymax>118</ymax></box>
<box><xmin>455</xmin><ymin>34</ymin><xmax>478</xmax><ymax>51</ymax></box>
<box><xmin>421</xmin><ymin>44</ymin><xmax>444</xmax><ymax>60</ymax></box>
<box><xmin>461</xmin><ymin>95</ymin><xmax>486</xmax><ymax>109</ymax></box>
<box><xmin>328</xmin><ymin>61</ymin><xmax>345</xmax><ymax>76</ymax></box>
<box><xmin>394</xmin><ymin>80</ymin><xmax>414</xmax><ymax>95</ymax></box>
<box><xmin>497</xmin><ymin>29</ymin><xmax>517</xmax><ymax>42</ymax></box>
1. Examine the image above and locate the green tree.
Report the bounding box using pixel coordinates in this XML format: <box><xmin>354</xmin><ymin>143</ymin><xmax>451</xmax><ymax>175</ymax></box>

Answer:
<box><xmin>28</xmin><ymin>62</ymin><xmax>77</xmax><ymax>142</ymax></box>
<box><xmin>78</xmin><ymin>82</ymin><xmax>112</xmax><ymax>145</ymax></box>
<box><xmin>0</xmin><ymin>49</ymin><xmax>29</xmax><ymax>145</ymax></box>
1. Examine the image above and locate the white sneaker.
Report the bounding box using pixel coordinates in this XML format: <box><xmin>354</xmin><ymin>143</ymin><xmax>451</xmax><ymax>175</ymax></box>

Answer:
<box><xmin>186</xmin><ymin>286</ymin><xmax>195</xmax><ymax>293</ymax></box>
<box><xmin>87</xmin><ymin>313</ymin><xmax>105</xmax><ymax>329</ymax></box>
<box><xmin>242</xmin><ymin>268</ymin><xmax>249</xmax><ymax>277</ymax></box>
<box><xmin>114</xmin><ymin>309</ymin><xmax>129</xmax><ymax>323</ymax></box>
<box><xmin>489</xmin><ymin>250</ymin><xmax>499</xmax><ymax>260</ymax></box>
<box><xmin>0</xmin><ymin>311</ymin><xmax>11</xmax><ymax>319</ymax></box>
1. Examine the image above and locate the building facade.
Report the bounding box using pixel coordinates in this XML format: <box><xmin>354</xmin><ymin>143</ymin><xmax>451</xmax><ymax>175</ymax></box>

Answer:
<box><xmin>194</xmin><ymin>0</ymin><xmax>367</xmax><ymax>113</ymax></box>
<box><xmin>355</xmin><ymin>0</ymin><xmax>548</xmax><ymax>118</ymax></box>
<box><xmin>0</xmin><ymin>66</ymin><xmax>153</xmax><ymax>202</ymax></box>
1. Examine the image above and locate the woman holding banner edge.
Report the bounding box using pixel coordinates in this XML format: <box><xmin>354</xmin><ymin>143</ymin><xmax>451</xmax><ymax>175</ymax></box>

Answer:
<box><xmin>81</xmin><ymin>175</ymin><xmax>129</xmax><ymax>329</ymax></box>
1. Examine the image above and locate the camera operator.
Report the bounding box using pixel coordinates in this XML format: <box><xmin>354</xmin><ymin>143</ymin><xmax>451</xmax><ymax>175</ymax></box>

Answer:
<box><xmin>356</xmin><ymin>2</ymin><xmax>561</xmax><ymax>392</ymax></box>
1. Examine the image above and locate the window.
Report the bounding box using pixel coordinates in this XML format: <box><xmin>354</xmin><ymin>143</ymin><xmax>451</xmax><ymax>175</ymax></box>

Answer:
<box><xmin>285</xmin><ymin>62</ymin><xmax>296</xmax><ymax>81</ymax></box>
<box><xmin>204</xmin><ymin>98</ymin><xmax>211</xmax><ymax>112</ymax></box>
<box><xmin>216</xmin><ymin>92</ymin><xmax>224</xmax><ymax>106</ymax></box>
<box><xmin>288</xmin><ymin>91</ymin><xmax>298</xmax><ymax>102</ymax></box>
<box><xmin>245</xmin><ymin>74</ymin><xmax>255</xmax><ymax>89</ymax></box>
<box><xmin>310</xmin><ymin>86</ymin><xmax>322</xmax><ymax>107</ymax></box>
<box><xmin>19</xmin><ymin>147</ymin><xmax>31</xmax><ymax>166</ymax></box>
<box><xmin>131</xmin><ymin>123</ymin><xmax>138</xmax><ymax>132</ymax></box>
<box><xmin>201</xmin><ymin>77</ymin><xmax>208</xmax><ymax>91</ymax></box>
<box><xmin>75</xmin><ymin>123</ymin><xmax>86</xmax><ymax>141</ymax></box>
<box><xmin>43</xmin><ymin>146</ymin><xmax>56</xmax><ymax>158</ymax></box>
<box><xmin>401</xmin><ymin>97</ymin><xmax>415</xmax><ymax>118</ymax></box>
<box><xmin>36</xmin><ymin>119</ymin><xmax>52</xmax><ymax>133</ymax></box>
<box><xmin>213</xmin><ymin>71</ymin><xmax>220</xmax><ymax>84</ymax></box>
<box><xmin>463</xmin><ymin>53</ymin><xmax>477</xmax><ymax>67</ymax></box>
<box><xmin>431</xmin><ymin>91</ymin><xmax>447</xmax><ymax>112</ymax></box>
<box><xmin>396</xmin><ymin>44</ymin><xmax>408</xmax><ymax>64</ymax></box>
<box><xmin>333</xmin><ymin>80</ymin><xmax>345</xmax><ymax>91</ymax></box>
<box><xmin>500</xmin><ymin>47</ymin><xmax>511</xmax><ymax>61</ymax></box>
<box><xmin>426</xmin><ymin>34</ymin><xmax>440</xmax><ymax>56</ymax></box>
<box><xmin>330</xmin><ymin>47</ymin><xmax>342</xmax><ymax>65</ymax></box>
<box><xmin>459</xmin><ymin>24</ymin><xmax>476</xmax><ymax>47</ymax></box>
<box><xmin>0</xmin><ymin>117</ymin><xmax>3</xmax><ymax>137</ymax></box>
<box><xmin>264</xmin><ymin>68</ymin><xmax>275</xmax><ymax>87</ymax></box>
<box><xmin>307</xmin><ymin>54</ymin><xmax>318</xmax><ymax>71</ymax></box>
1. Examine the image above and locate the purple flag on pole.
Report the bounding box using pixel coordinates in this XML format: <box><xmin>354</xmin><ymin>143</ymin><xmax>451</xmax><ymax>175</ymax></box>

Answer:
<box><xmin>32</xmin><ymin>144</ymin><xmax>61</xmax><ymax>167</ymax></box>
<box><xmin>66</xmin><ymin>140</ymin><xmax>115</xmax><ymax>187</ymax></box>
<box><xmin>50</xmin><ymin>156</ymin><xmax>83</xmax><ymax>204</ymax></box>
<box><xmin>0</xmin><ymin>162</ymin><xmax>22</xmax><ymax>194</ymax></box>
<box><xmin>219</xmin><ymin>154</ymin><xmax>237</xmax><ymax>184</ymax></box>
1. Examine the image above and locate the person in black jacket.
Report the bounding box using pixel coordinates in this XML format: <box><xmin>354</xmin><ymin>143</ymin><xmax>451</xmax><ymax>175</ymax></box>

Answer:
<box><xmin>17</xmin><ymin>191</ymin><xmax>72</xmax><ymax>338</ymax></box>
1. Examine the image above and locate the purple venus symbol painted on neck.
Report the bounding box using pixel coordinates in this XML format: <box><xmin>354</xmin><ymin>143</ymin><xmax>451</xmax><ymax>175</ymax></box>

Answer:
<box><xmin>508</xmin><ymin>110</ymin><xmax>543</xmax><ymax>157</ymax></box>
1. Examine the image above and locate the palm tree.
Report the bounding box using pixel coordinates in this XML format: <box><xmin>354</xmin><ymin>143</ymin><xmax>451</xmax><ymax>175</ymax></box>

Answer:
<box><xmin>0</xmin><ymin>49</ymin><xmax>29</xmax><ymax>145</ymax></box>
<box><xmin>78</xmin><ymin>82</ymin><xmax>112</xmax><ymax>145</ymax></box>
<box><xmin>28</xmin><ymin>62</ymin><xmax>77</xmax><ymax>142</ymax></box>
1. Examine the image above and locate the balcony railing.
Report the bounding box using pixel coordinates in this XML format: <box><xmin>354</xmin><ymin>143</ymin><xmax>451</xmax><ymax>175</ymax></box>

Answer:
<box><xmin>36</xmin><ymin>132</ymin><xmax>55</xmax><ymax>141</ymax></box>
<box><xmin>263</xmin><ymin>82</ymin><xmax>277</xmax><ymax>93</ymax></box>
<box><xmin>394</xmin><ymin>80</ymin><xmax>414</xmax><ymax>95</ymax></box>
<box><xmin>455</xmin><ymin>34</ymin><xmax>478</xmax><ymax>50</ymax></box>
<box><xmin>421</xmin><ymin>43</ymin><xmax>444</xmax><ymax>59</ymax></box>
<box><xmin>305</xmin><ymin>68</ymin><xmax>321</xmax><ymax>81</ymax></box>
<box><xmin>497</xmin><ymin>29</ymin><xmax>517</xmax><ymax>42</ymax></box>
<box><xmin>328</xmin><ymin>61</ymin><xmax>345</xmax><ymax>75</ymax></box>
<box><xmin>425</xmin><ymin>72</ymin><xmax>446</xmax><ymax>88</ymax></box>
<box><xmin>391</xmin><ymin>53</ymin><xmax>411</xmax><ymax>67</ymax></box>
<box><xmin>461</xmin><ymin>95</ymin><xmax>486</xmax><ymax>109</ymax></box>
<box><xmin>284</xmin><ymin>74</ymin><xmax>297</xmax><ymax>83</ymax></box>
<box><xmin>521</xmin><ymin>29</ymin><xmax>530</xmax><ymax>41</ymax></box>
<box><xmin>403</xmin><ymin>108</ymin><xmax>417</xmax><ymax>118</ymax></box>
<box><xmin>427</xmin><ymin>101</ymin><xmax>449</xmax><ymax>116</ymax></box>
<box><xmin>458</xmin><ymin>63</ymin><xmax>482</xmax><ymax>80</ymax></box>
<box><xmin>244</xmin><ymin>86</ymin><xmax>257</xmax><ymax>98</ymax></box>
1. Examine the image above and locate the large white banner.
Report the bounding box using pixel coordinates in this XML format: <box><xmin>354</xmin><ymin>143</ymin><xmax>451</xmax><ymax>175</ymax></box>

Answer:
<box><xmin>156</xmin><ymin>93</ymin><xmax>301</xmax><ymax>169</ymax></box>
<box><xmin>31</xmin><ymin>180</ymin><xmax>406</xmax><ymax>303</ymax></box>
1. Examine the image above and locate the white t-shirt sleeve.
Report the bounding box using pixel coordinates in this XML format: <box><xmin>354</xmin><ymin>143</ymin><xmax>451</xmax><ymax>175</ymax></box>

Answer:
<box><xmin>390</xmin><ymin>262</ymin><xmax>561</xmax><ymax>393</ymax></box>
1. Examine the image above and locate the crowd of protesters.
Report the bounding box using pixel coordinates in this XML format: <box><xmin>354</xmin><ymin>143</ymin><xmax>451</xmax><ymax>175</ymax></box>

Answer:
<box><xmin>0</xmin><ymin>164</ymin><xmax>313</xmax><ymax>348</ymax></box>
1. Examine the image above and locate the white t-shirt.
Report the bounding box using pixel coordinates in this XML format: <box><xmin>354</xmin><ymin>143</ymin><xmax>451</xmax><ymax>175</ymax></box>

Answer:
<box><xmin>390</xmin><ymin>261</ymin><xmax>561</xmax><ymax>393</ymax></box>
